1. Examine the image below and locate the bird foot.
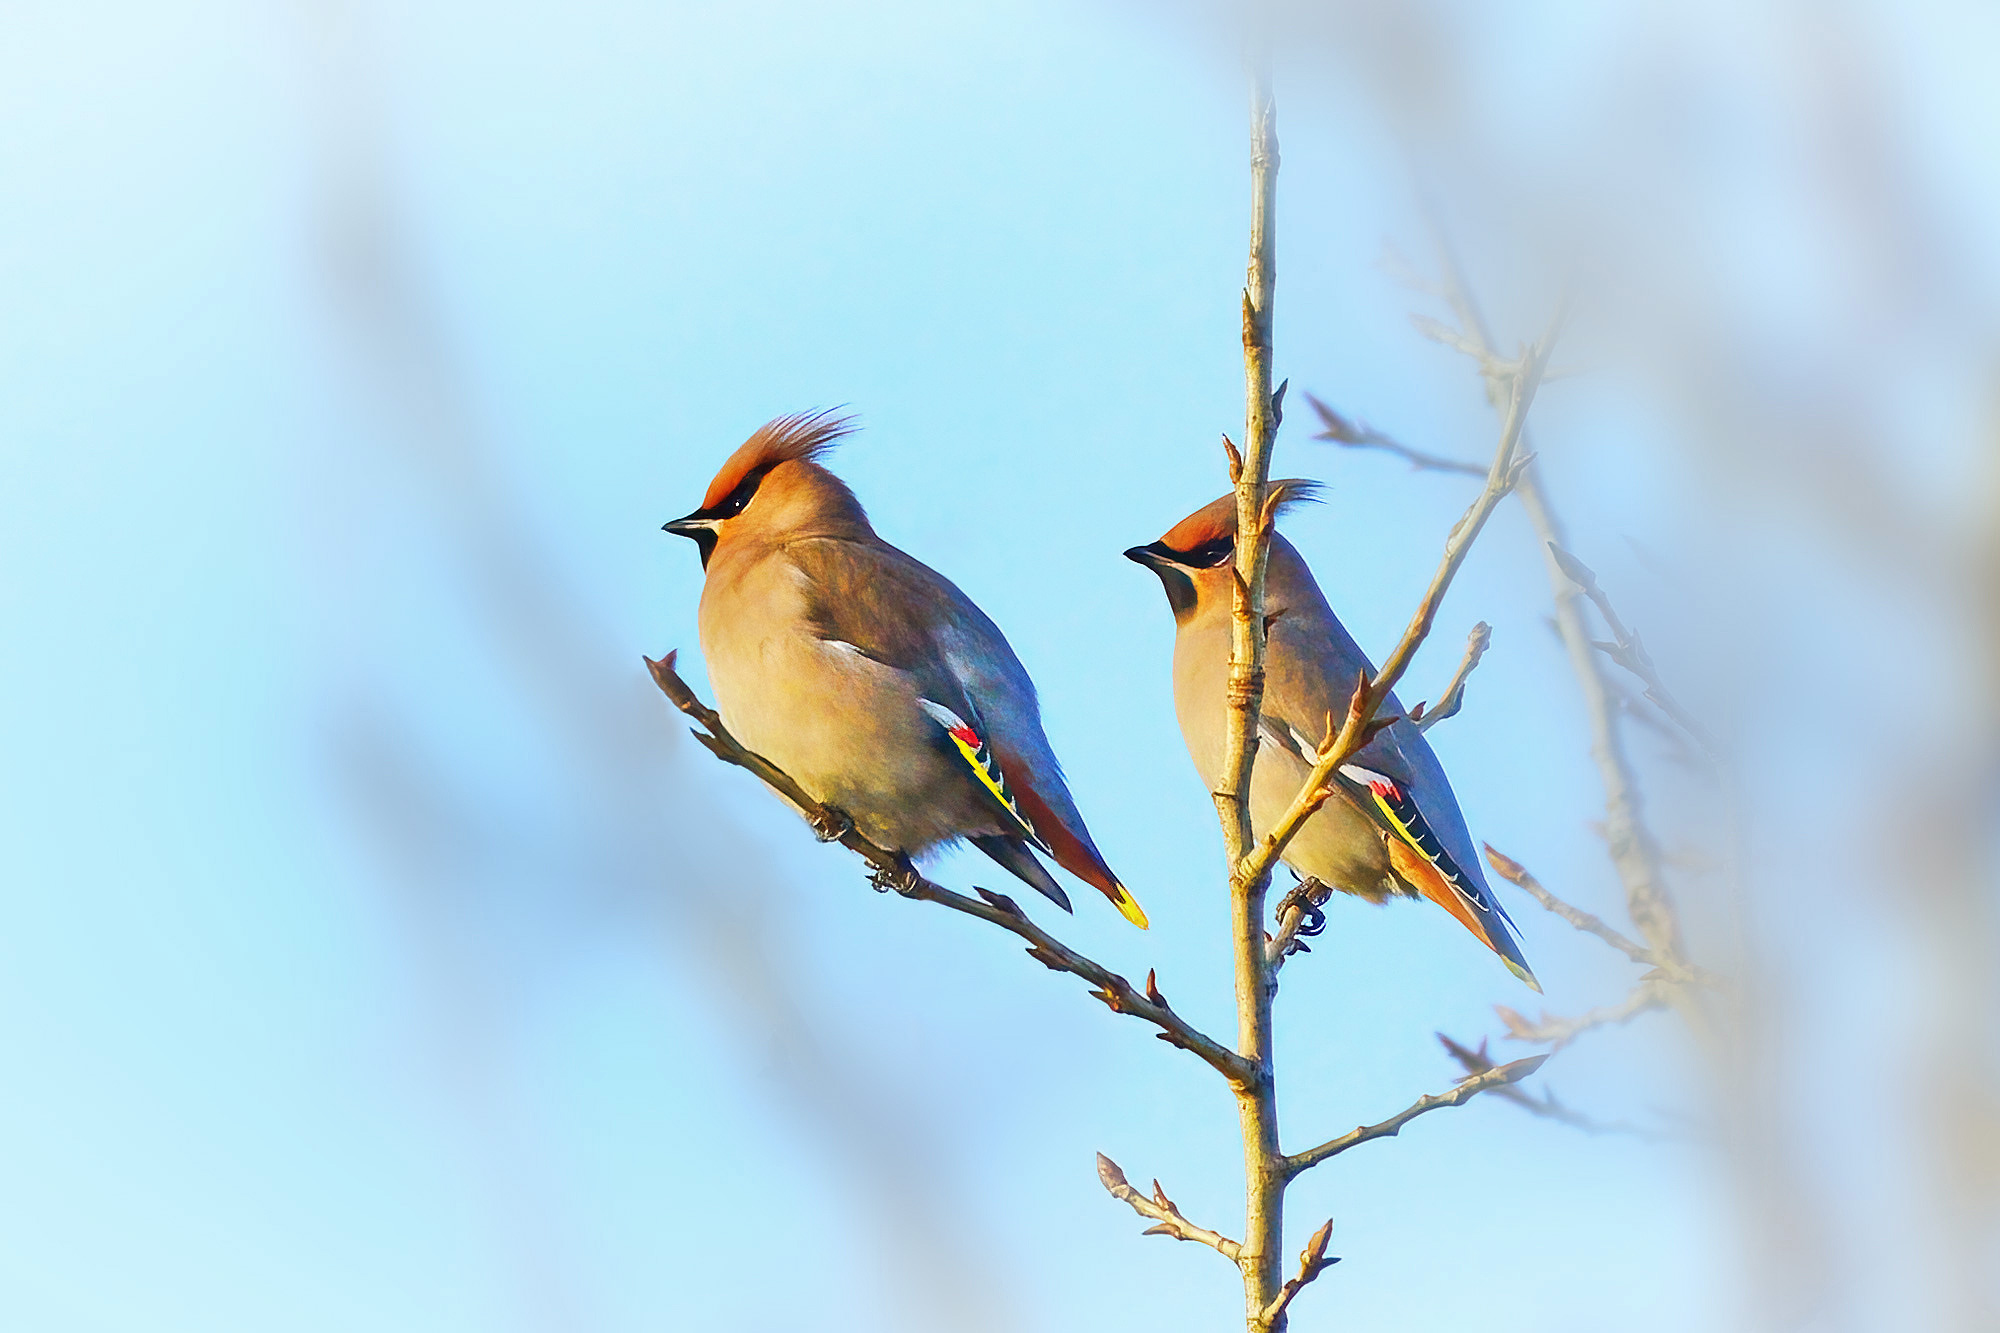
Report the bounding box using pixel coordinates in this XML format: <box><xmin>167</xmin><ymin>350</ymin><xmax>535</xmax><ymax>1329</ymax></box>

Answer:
<box><xmin>810</xmin><ymin>805</ymin><xmax>854</xmax><ymax>843</ymax></box>
<box><xmin>1275</xmin><ymin>877</ymin><xmax>1334</xmax><ymax>955</ymax></box>
<box><xmin>866</xmin><ymin>855</ymin><xmax>925</xmax><ymax>897</ymax></box>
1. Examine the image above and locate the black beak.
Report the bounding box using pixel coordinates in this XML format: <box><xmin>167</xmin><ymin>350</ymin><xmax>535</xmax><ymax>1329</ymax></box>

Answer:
<box><xmin>663</xmin><ymin>511</ymin><xmax>722</xmax><ymax>569</ymax></box>
<box><xmin>1125</xmin><ymin>541</ymin><xmax>1196</xmax><ymax>619</ymax></box>
<box><xmin>662</xmin><ymin>513</ymin><xmax>718</xmax><ymax>537</ymax></box>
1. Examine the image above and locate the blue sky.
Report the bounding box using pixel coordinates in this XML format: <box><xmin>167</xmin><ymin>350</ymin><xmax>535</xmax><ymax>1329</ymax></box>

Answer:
<box><xmin>5</xmin><ymin>1</ymin><xmax>1995</xmax><ymax>1330</ymax></box>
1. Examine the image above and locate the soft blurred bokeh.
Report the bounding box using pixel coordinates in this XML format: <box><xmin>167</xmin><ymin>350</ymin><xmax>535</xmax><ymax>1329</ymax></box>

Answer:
<box><xmin>3</xmin><ymin>1</ymin><xmax>1995</xmax><ymax>1329</ymax></box>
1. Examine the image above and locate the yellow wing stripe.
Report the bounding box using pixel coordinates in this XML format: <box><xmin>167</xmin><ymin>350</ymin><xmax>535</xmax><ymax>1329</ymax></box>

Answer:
<box><xmin>1366</xmin><ymin>788</ymin><xmax>1483</xmax><ymax>916</ymax></box>
<box><xmin>941</xmin><ymin>728</ymin><xmax>1046</xmax><ymax>850</ymax></box>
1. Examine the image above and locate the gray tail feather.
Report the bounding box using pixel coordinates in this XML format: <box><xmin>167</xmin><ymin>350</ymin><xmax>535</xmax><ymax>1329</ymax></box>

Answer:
<box><xmin>969</xmin><ymin>835</ymin><xmax>1073</xmax><ymax>912</ymax></box>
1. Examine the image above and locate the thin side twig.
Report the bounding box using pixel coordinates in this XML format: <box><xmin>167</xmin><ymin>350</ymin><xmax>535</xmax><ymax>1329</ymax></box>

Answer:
<box><xmin>1482</xmin><ymin>844</ymin><xmax>1657</xmax><ymax>966</ymax></box>
<box><xmin>1482</xmin><ymin>844</ymin><xmax>1723</xmax><ymax>990</ymax></box>
<box><xmin>1282</xmin><ymin>1053</ymin><xmax>1550</xmax><ymax>1178</ymax></box>
<box><xmin>1546</xmin><ymin>542</ymin><xmax>1724</xmax><ymax>764</ymax></box>
<box><xmin>1438</xmin><ymin>1035</ymin><xmax>1682</xmax><ymax>1143</ymax></box>
<box><xmin>1305</xmin><ymin>392</ymin><xmax>1486</xmax><ymax>477</ymax></box>
<box><xmin>1096</xmin><ymin>1154</ymin><xmax>1243</xmax><ymax>1265</ymax></box>
<box><xmin>645</xmin><ymin>652</ymin><xmax>1255</xmax><ymax>1087</ymax></box>
<box><xmin>1413</xmin><ymin>621</ymin><xmax>1492</xmax><ymax>732</ymax></box>
<box><xmin>1259</xmin><ymin>1219</ymin><xmax>1337</xmax><ymax>1325</ymax></box>
<box><xmin>1495</xmin><ymin>981</ymin><xmax>1668</xmax><ymax>1050</ymax></box>
<box><xmin>1411</xmin><ymin>313</ymin><xmax>1527</xmax><ymax>383</ymax></box>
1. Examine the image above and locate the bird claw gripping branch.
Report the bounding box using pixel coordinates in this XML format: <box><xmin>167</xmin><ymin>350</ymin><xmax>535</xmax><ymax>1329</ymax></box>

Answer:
<box><xmin>1275</xmin><ymin>877</ymin><xmax>1333</xmax><ymax>955</ymax></box>
<box><xmin>810</xmin><ymin>805</ymin><xmax>855</xmax><ymax>844</ymax></box>
<box><xmin>867</xmin><ymin>856</ymin><xmax>927</xmax><ymax>898</ymax></box>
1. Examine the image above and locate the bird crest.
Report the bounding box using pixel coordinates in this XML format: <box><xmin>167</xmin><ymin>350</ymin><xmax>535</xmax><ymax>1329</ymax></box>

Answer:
<box><xmin>701</xmin><ymin>409</ymin><xmax>858</xmax><ymax>510</ymax></box>
<box><xmin>1159</xmin><ymin>479</ymin><xmax>1322</xmax><ymax>553</ymax></box>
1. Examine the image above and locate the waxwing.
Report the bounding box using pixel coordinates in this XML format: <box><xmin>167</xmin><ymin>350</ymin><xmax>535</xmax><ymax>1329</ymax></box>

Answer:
<box><xmin>1125</xmin><ymin>485</ymin><xmax>1537</xmax><ymax>988</ymax></box>
<box><xmin>663</xmin><ymin>411</ymin><xmax>1147</xmax><ymax>927</ymax></box>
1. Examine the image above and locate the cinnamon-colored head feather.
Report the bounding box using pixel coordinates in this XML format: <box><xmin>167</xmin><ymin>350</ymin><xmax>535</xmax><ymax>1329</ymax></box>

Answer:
<box><xmin>1157</xmin><ymin>479</ymin><xmax>1322</xmax><ymax>552</ymax></box>
<box><xmin>701</xmin><ymin>409</ymin><xmax>858</xmax><ymax>511</ymax></box>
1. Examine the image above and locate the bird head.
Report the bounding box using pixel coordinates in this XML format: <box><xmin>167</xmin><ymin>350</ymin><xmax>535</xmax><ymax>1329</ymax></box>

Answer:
<box><xmin>664</xmin><ymin>410</ymin><xmax>865</xmax><ymax>567</ymax></box>
<box><xmin>1124</xmin><ymin>480</ymin><xmax>1321</xmax><ymax>623</ymax></box>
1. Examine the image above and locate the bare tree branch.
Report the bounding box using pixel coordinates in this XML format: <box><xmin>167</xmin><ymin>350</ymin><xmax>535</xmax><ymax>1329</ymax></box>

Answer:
<box><xmin>1423</xmin><ymin>218</ymin><xmax>1687</xmax><ymax>971</ymax></box>
<box><xmin>1213</xmin><ymin>69</ymin><xmax>1291</xmax><ymax>1328</ymax></box>
<box><xmin>1486</xmin><ymin>836</ymin><xmax>1724</xmax><ymax>995</ymax></box>
<box><xmin>1410</xmin><ymin>312</ymin><xmax>1530</xmax><ymax>383</ymax></box>
<box><xmin>645</xmin><ymin>652</ymin><xmax>1255</xmax><ymax>1087</ymax></box>
<box><xmin>1096</xmin><ymin>1154</ymin><xmax>1243</xmax><ymax>1265</ymax></box>
<box><xmin>1283</xmin><ymin>1054</ymin><xmax>1550</xmax><ymax>1178</ymax></box>
<box><xmin>1495</xmin><ymin>981</ymin><xmax>1669</xmax><ymax>1050</ymax></box>
<box><xmin>1305</xmin><ymin>392</ymin><xmax>1486</xmax><ymax>476</ymax></box>
<box><xmin>1438</xmin><ymin>1035</ymin><xmax>1682</xmax><ymax>1143</ymax></box>
<box><xmin>1482</xmin><ymin>844</ymin><xmax>1657</xmax><ymax>966</ymax></box>
<box><xmin>1259</xmin><ymin>1219</ymin><xmax>1337</xmax><ymax>1326</ymax></box>
<box><xmin>1413</xmin><ymin>622</ymin><xmax>1493</xmax><ymax>732</ymax></box>
<box><xmin>1546</xmin><ymin>542</ymin><xmax>1725</xmax><ymax>764</ymax></box>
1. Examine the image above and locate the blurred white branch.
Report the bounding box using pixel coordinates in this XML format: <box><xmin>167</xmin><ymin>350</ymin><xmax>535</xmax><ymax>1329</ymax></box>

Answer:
<box><xmin>1437</xmin><ymin>1035</ymin><xmax>1685</xmax><ymax>1144</ymax></box>
<box><xmin>1495</xmin><ymin>982</ymin><xmax>1669</xmax><ymax>1051</ymax></box>
<box><xmin>1305</xmin><ymin>391</ymin><xmax>1485</xmax><ymax>477</ymax></box>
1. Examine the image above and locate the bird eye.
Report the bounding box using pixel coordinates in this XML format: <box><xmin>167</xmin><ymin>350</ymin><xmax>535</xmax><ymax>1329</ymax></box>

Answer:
<box><xmin>1191</xmin><ymin>538</ymin><xmax>1236</xmax><ymax>568</ymax></box>
<box><xmin>711</xmin><ymin>465</ymin><xmax>774</xmax><ymax>520</ymax></box>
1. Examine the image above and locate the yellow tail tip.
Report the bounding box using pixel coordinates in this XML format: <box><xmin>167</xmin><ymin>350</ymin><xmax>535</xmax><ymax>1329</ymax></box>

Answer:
<box><xmin>1112</xmin><ymin>884</ymin><xmax>1149</xmax><ymax>929</ymax></box>
<box><xmin>1505</xmin><ymin>957</ymin><xmax>1543</xmax><ymax>994</ymax></box>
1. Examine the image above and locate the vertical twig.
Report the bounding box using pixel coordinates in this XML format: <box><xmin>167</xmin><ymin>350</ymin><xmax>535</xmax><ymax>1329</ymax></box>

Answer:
<box><xmin>1214</xmin><ymin>67</ymin><xmax>1289</xmax><ymax>1332</ymax></box>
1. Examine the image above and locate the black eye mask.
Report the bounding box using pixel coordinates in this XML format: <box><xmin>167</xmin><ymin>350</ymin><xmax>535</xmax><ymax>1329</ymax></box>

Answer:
<box><xmin>663</xmin><ymin>465</ymin><xmax>778</xmax><ymax>567</ymax></box>
<box><xmin>1183</xmin><ymin>537</ymin><xmax>1236</xmax><ymax>568</ymax></box>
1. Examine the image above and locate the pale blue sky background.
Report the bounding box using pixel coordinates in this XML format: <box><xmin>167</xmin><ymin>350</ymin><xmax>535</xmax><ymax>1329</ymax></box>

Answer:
<box><xmin>4</xmin><ymin>1</ymin><xmax>1995</xmax><ymax>1330</ymax></box>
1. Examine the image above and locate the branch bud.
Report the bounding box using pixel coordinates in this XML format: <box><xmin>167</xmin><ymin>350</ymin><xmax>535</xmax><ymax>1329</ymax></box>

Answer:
<box><xmin>1547</xmin><ymin>541</ymin><xmax>1599</xmax><ymax>592</ymax></box>
<box><xmin>1302</xmin><ymin>1218</ymin><xmax>1333</xmax><ymax>1271</ymax></box>
<box><xmin>1482</xmin><ymin>844</ymin><xmax>1529</xmax><ymax>884</ymax></box>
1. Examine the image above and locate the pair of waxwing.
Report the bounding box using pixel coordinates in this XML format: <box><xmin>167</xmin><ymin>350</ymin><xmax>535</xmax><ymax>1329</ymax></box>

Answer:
<box><xmin>664</xmin><ymin>413</ymin><xmax>1537</xmax><ymax>990</ymax></box>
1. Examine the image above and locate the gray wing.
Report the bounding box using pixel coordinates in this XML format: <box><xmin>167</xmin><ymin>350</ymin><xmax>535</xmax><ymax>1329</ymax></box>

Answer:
<box><xmin>785</xmin><ymin>535</ymin><xmax>1085</xmax><ymax>843</ymax></box>
<box><xmin>785</xmin><ymin>535</ymin><xmax>994</xmax><ymax>716</ymax></box>
<box><xmin>1262</xmin><ymin>607</ymin><xmax>1496</xmax><ymax>901</ymax></box>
